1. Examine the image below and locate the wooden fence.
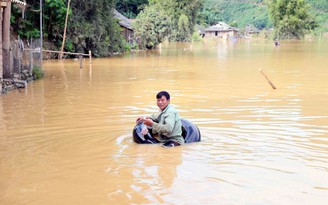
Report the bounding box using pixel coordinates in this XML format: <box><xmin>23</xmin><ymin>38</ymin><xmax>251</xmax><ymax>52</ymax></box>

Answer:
<box><xmin>25</xmin><ymin>49</ymin><xmax>92</xmax><ymax>68</ymax></box>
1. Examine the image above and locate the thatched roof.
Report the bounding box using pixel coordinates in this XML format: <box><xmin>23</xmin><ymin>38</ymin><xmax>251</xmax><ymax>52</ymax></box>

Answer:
<box><xmin>113</xmin><ymin>9</ymin><xmax>133</xmax><ymax>31</ymax></box>
<box><xmin>205</xmin><ymin>22</ymin><xmax>238</xmax><ymax>32</ymax></box>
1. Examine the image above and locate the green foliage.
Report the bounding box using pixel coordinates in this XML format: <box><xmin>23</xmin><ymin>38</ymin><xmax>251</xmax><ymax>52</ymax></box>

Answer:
<box><xmin>221</xmin><ymin>1</ymin><xmax>271</xmax><ymax>29</ymax></box>
<box><xmin>307</xmin><ymin>0</ymin><xmax>328</xmax><ymax>12</ymax></box>
<box><xmin>306</xmin><ymin>0</ymin><xmax>328</xmax><ymax>33</ymax></box>
<box><xmin>32</xmin><ymin>66</ymin><xmax>44</xmax><ymax>80</ymax></box>
<box><xmin>134</xmin><ymin>0</ymin><xmax>203</xmax><ymax>48</ymax></box>
<box><xmin>115</xmin><ymin>0</ymin><xmax>148</xmax><ymax>18</ymax></box>
<box><xmin>64</xmin><ymin>39</ymin><xmax>74</xmax><ymax>53</ymax></box>
<box><xmin>198</xmin><ymin>0</ymin><xmax>326</xmax><ymax>34</ymax></box>
<box><xmin>230</xmin><ymin>21</ymin><xmax>238</xmax><ymax>28</ymax></box>
<box><xmin>68</xmin><ymin>0</ymin><xmax>125</xmax><ymax>56</ymax></box>
<box><xmin>11</xmin><ymin>0</ymin><xmax>68</xmax><ymax>44</ymax></box>
<box><xmin>267</xmin><ymin>0</ymin><xmax>318</xmax><ymax>39</ymax></box>
<box><xmin>178</xmin><ymin>14</ymin><xmax>190</xmax><ymax>36</ymax></box>
<box><xmin>11</xmin><ymin>1</ymin><xmax>40</xmax><ymax>39</ymax></box>
<box><xmin>133</xmin><ymin>4</ymin><xmax>170</xmax><ymax>49</ymax></box>
<box><xmin>199</xmin><ymin>0</ymin><xmax>223</xmax><ymax>26</ymax></box>
<box><xmin>11</xmin><ymin>0</ymin><xmax>126</xmax><ymax>57</ymax></box>
<box><xmin>43</xmin><ymin>0</ymin><xmax>68</xmax><ymax>41</ymax></box>
<box><xmin>191</xmin><ymin>31</ymin><xmax>203</xmax><ymax>42</ymax></box>
<box><xmin>199</xmin><ymin>0</ymin><xmax>271</xmax><ymax>29</ymax></box>
<box><xmin>164</xmin><ymin>0</ymin><xmax>203</xmax><ymax>42</ymax></box>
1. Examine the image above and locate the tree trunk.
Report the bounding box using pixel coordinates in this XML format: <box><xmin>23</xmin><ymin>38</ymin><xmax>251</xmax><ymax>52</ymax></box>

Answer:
<box><xmin>3</xmin><ymin>0</ymin><xmax>11</xmax><ymax>78</ymax></box>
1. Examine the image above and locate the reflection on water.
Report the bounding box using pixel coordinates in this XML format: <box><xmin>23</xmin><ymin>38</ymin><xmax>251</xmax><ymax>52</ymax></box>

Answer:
<box><xmin>1</xmin><ymin>39</ymin><xmax>328</xmax><ymax>204</ymax></box>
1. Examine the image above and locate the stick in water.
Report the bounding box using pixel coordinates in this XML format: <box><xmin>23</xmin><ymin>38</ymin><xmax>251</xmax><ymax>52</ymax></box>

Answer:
<box><xmin>259</xmin><ymin>68</ymin><xmax>277</xmax><ymax>89</ymax></box>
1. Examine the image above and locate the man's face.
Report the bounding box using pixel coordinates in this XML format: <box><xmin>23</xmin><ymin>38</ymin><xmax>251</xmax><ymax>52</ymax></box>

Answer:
<box><xmin>157</xmin><ymin>96</ymin><xmax>170</xmax><ymax>111</ymax></box>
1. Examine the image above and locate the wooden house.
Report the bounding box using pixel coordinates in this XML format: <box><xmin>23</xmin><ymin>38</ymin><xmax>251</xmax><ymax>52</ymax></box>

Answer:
<box><xmin>245</xmin><ymin>24</ymin><xmax>259</xmax><ymax>37</ymax></box>
<box><xmin>204</xmin><ymin>22</ymin><xmax>238</xmax><ymax>39</ymax></box>
<box><xmin>113</xmin><ymin>9</ymin><xmax>134</xmax><ymax>44</ymax></box>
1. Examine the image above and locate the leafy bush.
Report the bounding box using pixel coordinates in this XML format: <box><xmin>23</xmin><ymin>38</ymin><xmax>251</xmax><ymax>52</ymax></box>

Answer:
<box><xmin>133</xmin><ymin>0</ymin><xmax>202</xmax><ymax>48</ymax></box>
<box><xmin>32</xmin><ymin>66</ymin><xmax>44</xmax><ymax>80</ymax></box>
<box><xmin>192</xmin><ymin>32</ymin><xmax>203</xmax><ymax>42</ymax></box>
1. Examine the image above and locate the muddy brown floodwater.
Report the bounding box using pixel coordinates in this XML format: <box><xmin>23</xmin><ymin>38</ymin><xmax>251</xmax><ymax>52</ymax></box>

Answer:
<box><xmin>1</xmin><ymin>39</ymin><xmax>328</xmax><ymax>205</ymax></box>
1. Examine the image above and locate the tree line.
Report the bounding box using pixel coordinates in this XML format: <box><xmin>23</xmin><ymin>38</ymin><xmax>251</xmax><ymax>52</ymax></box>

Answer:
<box><xmin>11</xmin><ymin>0</ymin><xmax>324</xmax><ymax>57</ymax></box>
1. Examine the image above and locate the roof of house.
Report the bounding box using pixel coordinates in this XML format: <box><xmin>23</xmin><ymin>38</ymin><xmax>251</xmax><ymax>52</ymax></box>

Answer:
<box><xmin>205</xmin><ymin>22</ymin><xmax>238</xmax><ymax>32</ymax></box>
<box><xmin>11</xmin><ymin>0</ymin><xmax>27</xmax><ymax>6</ymax></box>
<box><xmin>246</xmin><ymin>24</ymin><xmax>259</xmax><ymax>33</ymax></box>
<box><xmin>196</xmin><ymin>25</ymin><xmax>206</xmax><ymax>34</ymax></box>
<box><xmin>113</xmin><ymin>9</ymin><xmax>133</xmax><ymax>30</ymax></box>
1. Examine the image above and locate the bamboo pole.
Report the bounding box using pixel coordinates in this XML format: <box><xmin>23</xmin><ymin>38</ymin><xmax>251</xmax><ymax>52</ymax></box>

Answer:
<box><xmin>59</xmin><ymin>0</ymin><xmax>71</xmax><ymax>59</ymax></box>
<box><xmin>89</xmin><ymin>50</ymin><xmax>92</xmax><ymax>64</ymax></box>
<box><xmin>26</xmin><ymin>49</ymin><xmax>90</xmax><ymax>56</ymax></box>
<box><xmin>259</xmin><ymin>68</ymin><xmax>277</xmax><ymax>89</ymax></box>
<box><xmin>29</xmin><ymin>39</ymin><xmax>33</xmax><ymax>75</ymax></box>
<box><xmin>40</xmin><ymin>0</ymin><xmax>43</xmax><ymax>66</ymax></box>
<box><xmin>79</xmin><ymin>55</ymin><xmax>82</xmax><ymax>68</ymax></box>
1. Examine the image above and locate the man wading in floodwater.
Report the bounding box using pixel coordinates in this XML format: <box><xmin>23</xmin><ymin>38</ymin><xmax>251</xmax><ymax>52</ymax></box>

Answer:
<box><xmin>136</xmin><ymin>91</ymin><xmax>184</xmax><ymax>147</ymax></box>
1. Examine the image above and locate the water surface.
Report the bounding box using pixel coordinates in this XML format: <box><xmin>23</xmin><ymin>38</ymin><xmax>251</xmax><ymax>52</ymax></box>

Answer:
<box><xmin>1</xmin><ymin>39</ymin><xmax>328</xmax><ymax>204</ymax></box>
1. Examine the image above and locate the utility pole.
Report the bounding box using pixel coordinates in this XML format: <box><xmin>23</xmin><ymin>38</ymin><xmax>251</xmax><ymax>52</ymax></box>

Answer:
<box><xmin>40</xmin><ymin>0</ymin><xmax>43</xmax><ymax>66</ymax></box>
<box><xmin>59</xmin><ymin>0</ymin><xmax>71</xmax><ymax>59</ymax></box>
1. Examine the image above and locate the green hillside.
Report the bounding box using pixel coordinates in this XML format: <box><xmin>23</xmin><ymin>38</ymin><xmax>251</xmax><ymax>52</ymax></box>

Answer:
<box><xmin>201</xmin><ymin>0</ymin><xmax>328</xmax><ymax>33</ymax></box>
<box><xmin>307</xmin><ymin>0</ymin><xmax>328</xmax><ymax>32</ymax></box>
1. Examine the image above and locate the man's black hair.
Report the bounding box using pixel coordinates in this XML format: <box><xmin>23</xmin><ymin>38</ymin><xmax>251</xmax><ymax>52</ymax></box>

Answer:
<box><xmin>156</xmin><ymin>91</ymin><xmax>170</xmax><ymax>100</ymax></box>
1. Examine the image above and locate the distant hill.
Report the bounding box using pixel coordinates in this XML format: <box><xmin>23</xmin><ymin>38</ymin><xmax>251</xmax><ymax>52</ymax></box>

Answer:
<box><xmin>205</xmin><ymin>0</ymin><xmax>328</xmax><ymax>33</ymax></box>
<box><xmin>219</xmin><ymin>0</ymin><xmax>270</xmax><ymax>29</ymax></box>
<box><xmin>307</xmin><ymin>0</ymin><xmax>328</xmax><ymax>32</ymax></box>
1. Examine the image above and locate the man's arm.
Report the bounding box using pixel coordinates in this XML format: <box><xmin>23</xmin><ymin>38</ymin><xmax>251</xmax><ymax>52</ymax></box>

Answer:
<box><xmin>151</xmin><ymin>113</ymin><xmax>176</xmax><ymax>136</ymax></box>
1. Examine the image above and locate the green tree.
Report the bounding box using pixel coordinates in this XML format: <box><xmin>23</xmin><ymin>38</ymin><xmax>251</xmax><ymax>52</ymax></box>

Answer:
<box><xmin>164</xmin><ymin>0</ymin><xmax>203</xmax><ymax>42</ymax></box>
<box><xmin>68</xmin><ymin>0</ymin><xmax>125</xmax><ymax>56</ymax></box>
<box><xmin>307</xmin><ymin>0</ymin><xmax>328</xmax><ymax>33</ymax></box>
<box><xmin>12</xmin><ymin>0</ymin><xmax>125</xmax><ymax>57</ymax></box>
<box><xmin>134</xmin><ymin>0</ymin><xmax>203</xmax><ymax>48</ymax></box>
<box><xmin>11</xmin><ymin>0</ymin><xmax>68</xmax><ymax>42</ymax></box>
<box><xmin>267</xmin><ymin>0</ymin><xmax>318</xmax><ymax>39</ymax></box>
<box><xmin>199</xmin><ymin>0</ymin><xmax>223</xmax><ymax>26</ymax></box>
<box><xmin>115</xmin><ymin>0</ymin><xmax>148</xmax><ymax>18</ymax></box>
<box><xmin>133</xmin><ymin>3</ymin><xmax>170</xmax><ymax>49</ymax></box>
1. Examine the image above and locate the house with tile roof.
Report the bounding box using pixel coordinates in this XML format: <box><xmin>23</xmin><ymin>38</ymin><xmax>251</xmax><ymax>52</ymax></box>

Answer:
<box><xmin>204</xmin><ymin>22</ymin><xmax>238</xmax><ymax>40</ymax></box>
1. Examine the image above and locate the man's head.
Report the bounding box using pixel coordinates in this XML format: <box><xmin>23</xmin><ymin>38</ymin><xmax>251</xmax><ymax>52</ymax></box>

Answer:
<box><xmin>156</xmin><ymin>91</ymin><xmax>170</xmax><ymax>111</ymax></box>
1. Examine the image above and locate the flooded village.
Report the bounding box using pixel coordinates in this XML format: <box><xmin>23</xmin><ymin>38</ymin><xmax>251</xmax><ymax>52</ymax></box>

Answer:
<box><xmin>1</xmin><ymin>1</ymin><xmax>328</xmax><ymax>205</ymax></box>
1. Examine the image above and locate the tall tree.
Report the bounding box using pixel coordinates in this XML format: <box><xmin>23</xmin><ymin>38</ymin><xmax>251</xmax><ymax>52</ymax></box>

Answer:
<box><xmin>115</xmin><ymin>0</ymin><xmax>148</xmax><ymax>18</ymax></box>
<box><xmin>134</xmin><ymin>0</ymin><xmax>203</xmax><ymax>48</ymax></box>
<box><xmin>11</xmin><ymin>0</ymin><xmax>125</xmax><ymax>57</ymax></box>
<box><xmin>68</xmin><ymin>0</ymin><xmax>124</xmax><ymax>56</ymax></box>
<box><xmin>133</xmin><ymin>3</ymin><xmax>170</xmax><ymax>49</ymax></box>
<box><xmin>267</xmin><ymin>0</ymin><xmax>318</xmax><ymax>39</ymax></box>
<box><xmin>162</xmin><ymin>0</ymin><xmax>203</xmax><ymax>41</ymax></box>
<box><xmin>11</xmin><ymin>0</ymin><xmax>68</xmax><ymax>41</ymax></box>
<box><xmin>199</xmin><ymin>0</ymin><xmax>223</xmax><ymax>26</ymax></box>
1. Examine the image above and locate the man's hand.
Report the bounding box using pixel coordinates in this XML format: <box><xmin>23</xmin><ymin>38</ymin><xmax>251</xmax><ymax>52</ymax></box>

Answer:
<box><xmin>136</xmin><ymin>117</ymin><xmax>144</xmax><ymax>124</ymax></box>
<box><xmin>143</xmin><ymin>118</ymin><xmax>153</xmax><ymax>126</ymax></box>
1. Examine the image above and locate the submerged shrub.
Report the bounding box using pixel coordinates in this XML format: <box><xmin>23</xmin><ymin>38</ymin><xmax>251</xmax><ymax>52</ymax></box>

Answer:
<box><xmin>32</xmin><ymin>66</ymin><xmax>44</xmax><ymax>80</ymax></box>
